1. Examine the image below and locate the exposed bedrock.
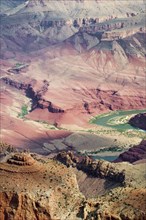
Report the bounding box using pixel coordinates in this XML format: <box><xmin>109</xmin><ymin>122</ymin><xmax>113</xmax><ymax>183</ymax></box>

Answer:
<box><xmin>0</xmin><ymin>150</ymin><xmax>146</xmax><ymax>220</ymax></box>
<box><xmin>2</xmin><ymin>77</ymin><xmax>64</xmax><ymax>113</ymax></box>
<box><xmin>82</xmin><ymin>89</ymin><xmax>145</xmax><ymax>113</ymax></box>
<box><xmin>2</xmin><ymin>76</ymin><xmax>145</xmax><ymax>123</ymax></box>
<box><xmin>129</xmin><ymin>113</ymin><xmax>146</xmax><ymax>130</ymax></box>
<box><xmin>79</xmin><ymin>187</ymin><xmax>146</xmax><ymax>220</ymax></box>
<box><xmin>114</xmin><ymin>140</ymin><xmax>146</xmax><ymax>163</ymax></box>
<box><xmin>0</xmin><ymin>152</ymin><xmax>83</xmax><ymax>220</ymax></box>
<box><xmin>0</xmin><ymin>192</ymin><xmax>51</xmax><ymax>220</ymax></box>
<box><xmin>56</xmin><ymin>151</ymin><xmax>125</xmax><ymax>184</ymax></box>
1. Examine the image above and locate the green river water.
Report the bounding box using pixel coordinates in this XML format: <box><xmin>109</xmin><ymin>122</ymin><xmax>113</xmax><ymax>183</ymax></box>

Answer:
<box><xmin>90</xmin><ymin>109</ymin><xmax>146</xmax><ymax>161</ymax></box>
<box><xmin>91</xmin><ymin>109</ymin><xmax>146</xmax><ymax>131</ymax></box>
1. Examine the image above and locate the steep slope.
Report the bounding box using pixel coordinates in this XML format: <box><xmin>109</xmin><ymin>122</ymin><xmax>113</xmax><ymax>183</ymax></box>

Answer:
<box><xmin>2</xmin><ymin>0</ymin><xmax>145</xmax><ymax>17</ymax></box>
<box><xmin>0</xmin><ymin>0</ymin><xmax>27</xmax><ymax>13</ymax></box>
<box><xmin>114</xmin><ymin>140</ymin><xmax>146</xmax><ymax>163</ymax></box>
<box><xmin>81</xmin><ymin>187</ymin><xmax>146</xmax><ymax>220</ymax></box>
<box><xmin>0</xmin><ymin>153</ymin><xmax>84</xmax><ymax>220</ymax></box>
<box><xmin>129</xmin><ymin>113</ymin><xmax>146</xmax><ymax>130</ymax></box>
<box><xmin>0</xmin><ymin>0</ymin><xmax>145</xmax><ymax>57</ymax></box>
<box><xmin>0</xmin><ymin>152</ymin><xmax>146</xmax><ymax>220</ymax></box>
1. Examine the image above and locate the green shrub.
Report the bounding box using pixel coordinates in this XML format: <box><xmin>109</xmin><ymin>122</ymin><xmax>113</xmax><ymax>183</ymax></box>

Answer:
<box><xmin>18</xmin><ymin>104</ymin><xmax>28</xmax><ymax>118</ymax></box>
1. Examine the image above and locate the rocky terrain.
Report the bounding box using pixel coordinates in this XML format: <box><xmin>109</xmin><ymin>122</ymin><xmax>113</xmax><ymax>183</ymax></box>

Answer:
<box><xmin>0</xmin><ymin>151</ymin><xmax>146</xmax><ymax>220</ymax></box>
<box><xmin>114</xmin><ymin>140</ymin><xmax>146</xmax><ymax>163</ymax></box>
<box><xmin>56</xmin><ymin>150</ymin><xmax>146</xmax><ymax>188</ymax></box>
<box><xmin>0</xmin><ymin>1</ymin><xmax>146</xmax><ymax>219</ymax></box>
<box><xmin>0</xmin><ymin>152</ymin><xmax>84</xmax><ymax>220</ymax></box>
<box><xmin>129</xmin><ymin>113</ymin><xmax>146</xmax><ymax>130</ymax></box>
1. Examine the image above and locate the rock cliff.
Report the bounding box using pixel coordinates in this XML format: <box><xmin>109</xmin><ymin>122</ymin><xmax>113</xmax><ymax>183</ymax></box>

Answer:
<box><xmin>2</xmin><ymin>76</ymin><xmax>64</xmax><ymax>113</ymax></box>
<box><xmin>0</xmin><ymin>152</ymin><xmax>146</xmax><ymax>220</ymax></box>
<box><xmin>129</xmin><ymin>113</ymin><xmax>146</xmax><ymax>130</ymax></box>
<box><xmin>0</xmin><ymin>152</ymin><xmax>84</xmax><ymax>220</ymax></box>
<box><xmin>114</xmin><ymin>140</ymin><xmax>146</xmax><ymax>163</ymax></box>
<box><xmin>56</xmin><ymin>151</ymin><xmax>125</xmax><ymax>184</ymax></box>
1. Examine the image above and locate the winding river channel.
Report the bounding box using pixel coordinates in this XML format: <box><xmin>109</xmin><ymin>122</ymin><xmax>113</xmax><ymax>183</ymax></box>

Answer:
<box><xmin>91</xmin><ymin>109</ymin><xmax>146</xmax><ymax>131</ymax></box>
<box><xmin>89</xmin><ymin>109</ymin><xmax>146</xmax><ymax>161</ymax></box>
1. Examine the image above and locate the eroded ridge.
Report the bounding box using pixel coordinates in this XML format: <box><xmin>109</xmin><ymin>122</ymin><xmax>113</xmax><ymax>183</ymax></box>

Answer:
<box><xmin>7</xmin><ymin>153</ymin><xmax>35</xmax><ymax>166</ymax></box>
<box><xmin>0</xmin><ymin>153</ymin><xmax>41</xmax><ymax>173</ymax></box>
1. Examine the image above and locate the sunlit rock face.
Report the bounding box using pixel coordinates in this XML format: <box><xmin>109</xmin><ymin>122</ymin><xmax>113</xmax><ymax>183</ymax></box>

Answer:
<box><xmin>0</xmin><ymin>152</ymin><xmax>146</xmax><ymax>220</ymax></box>
<box><xmin>0</xmin><ymin>153</ymin><xmax>84</xmax><ymax>220</ymax></box>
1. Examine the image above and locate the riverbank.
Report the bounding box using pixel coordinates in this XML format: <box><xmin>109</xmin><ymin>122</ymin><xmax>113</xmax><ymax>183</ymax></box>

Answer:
<box><xmin>77</xmin><ymin>109</ymin><xmax>146</xmax><ymax>161</ymax></box>
<box><xmin>90</xmin><ymin>109</ymin><xmax>146</xmax><ymax>131</ymax></box>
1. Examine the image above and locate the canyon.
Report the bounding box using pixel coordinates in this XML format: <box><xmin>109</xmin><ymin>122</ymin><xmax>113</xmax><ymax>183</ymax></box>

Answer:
<box><xmin>0</xmin><ymin>0</ymin><xmax>146</xmax><ymax>219</ymax></box>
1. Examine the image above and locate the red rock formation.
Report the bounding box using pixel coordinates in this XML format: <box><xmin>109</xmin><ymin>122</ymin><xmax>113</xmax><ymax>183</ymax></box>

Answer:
<box><xmin>2</xmin><ymin>77</ymin><xmax>64</xmax><ymax>113</ymax></box>
<box><xmin>129</xmin><ymin>113</ymin><xmax>146</xmax><ymax>130</ymax></box>
<box><xmin>114</xmin><ymin>140</ymin><xmax>146</xmax><ymax>163</ymax></box>
<box><xmin>0</xmin><ymin>153</ymin><xmax>84</xmax><ymax>220</ymax></box>
<box><xmin>56</xmin><ymin>151</ymin><xmax>125</xmax><ymax>183</ymax></box>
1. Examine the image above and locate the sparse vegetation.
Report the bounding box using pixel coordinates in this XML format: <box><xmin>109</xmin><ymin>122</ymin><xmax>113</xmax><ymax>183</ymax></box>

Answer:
<box><xmin>15</xmin><ymin>63</ymin><xmax>23</xmax><ymax>68</ymax></box>
<box><xmin>82</xmin><ymin>146</ymin><xmax>124</xmax><ymax>156</ymax></box>
<box><xmin>18</xmin><ymin>105</ymin><xmax>28</xmax><ymax>118</ymax></box>
<box><xmin>0</xmin><ymin>142</ymin><xmax>16</xmax><ymax>153</ymax></box>
<box><xmin>90</xmin><ymin>109</ymin><xmax>146</xmax><ymax>134</ymax></box>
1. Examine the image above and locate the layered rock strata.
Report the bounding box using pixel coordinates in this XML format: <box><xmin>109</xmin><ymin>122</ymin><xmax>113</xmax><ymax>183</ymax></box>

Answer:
<box><xmin>56</xmin><ymin>151</ymin><xmax>125</xmax><ymax>184</ymax></box>
<box><xmin>129</xmin><ymin>113</ymin><xmax>146</xmax><ymax>130</ymax></box>
<box><xmin>114</xmin><ymin>140</ymin><xmax>146</xmax><ymax>163</ymax></box>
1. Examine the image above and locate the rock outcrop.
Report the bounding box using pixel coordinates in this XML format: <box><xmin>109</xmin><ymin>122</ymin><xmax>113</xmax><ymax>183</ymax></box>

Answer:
<box><xmin>80</xmin><ymin>187</ymin><xmax>146</xmax><ymax>220</ymax></box>
<box><xmin>114</xmin><ymin>140</ymin><xmax>146</xmax><ymax>163</ymax></box>
<box><xmin>0</xmin><ymin>152</ymin><xmax>84</xmax><ymax>220</ymax></box>
<box><xmin>2</xmin><ymin>76</ymin><xmax>64</xmax><ymax>113</ymax></box>
<box><xmin>0</xmin><ymin>142</ymin><xmax>16</xmax><ymax>154</ymax></box>
<box><xmin>7</xmin><ymin>153</ymin><xmax>35</xmax><ymax>166</ymax></box>
<box><xmin>0</xmin><ymin>192</ymin><xmax>52</xmax><ymax>220</ymax></box>
<box><xmin>56</xmin><ymin>150</ymin><xmax>146</xmax><ymax>189</ymax></box>
<box><xmin>0</xmin><ymin>151</ymin><xmax>146</xmax><ymax>220</ymax></box>
<box><xmin>129</xmin><ymin>113</ymin><xmax>146</xmax><ymax>130</ymax></box>
<box><xmin>56</xmin><ymin>151</ymin><xmax>125</xmax><ymax>184</ymax></box>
